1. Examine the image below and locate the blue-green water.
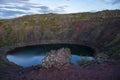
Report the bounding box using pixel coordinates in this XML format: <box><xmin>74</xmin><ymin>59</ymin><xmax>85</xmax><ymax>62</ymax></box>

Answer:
<box><xmin>7</xmin><ymin>44</ymin><xmax>95</xmax><ymax>67</ymax></box>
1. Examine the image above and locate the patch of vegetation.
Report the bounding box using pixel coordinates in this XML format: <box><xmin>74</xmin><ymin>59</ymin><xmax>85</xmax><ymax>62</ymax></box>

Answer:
<box><xmin>77</xmin><ymin>57</ymin><xmax>93</xmax><ymax>67</ymax></box>
<box><xmin>39</xmin><ymin>18</ymin><xmax>48</xmax><ymax>37</ymax></box>
<box><xmin>107</xmin><ymin>33</ymin><xmax>120</xmax><ymax>47</ymax></box>
<box><xmin>39</xmin><ymin>26</ymin><xmax>45</xmax><ymax>38</ymax></box>
<box><xmin>51</xmin><ymin>26</ymin><xmax>61</xmax><ymax>38</ymax></box>
<box><xmin>0</xmin><ymin>59</ymin><xmax>10</xmax><ymax>68</ymax></box>
<box><xmin>0</xmin><ymin>20</ymin><xmax>5</xmax><ymax>26</ymax></box>
<box><xmin>30</xmin><ymin>19</ymin><xmax>36</xmax><ymax>26</ymax></box>
<box><xmin>3</xmin><ymin>26</ymin><xmax>15</xmax><ymax>45</ymax></box>
<box><xmin>78</xmin><ymin>13</ymin><xmax>90</xmax><ymax>20</ymax></box>
<box><xmin>19</xmin><ymin>22</ymin><xmax>27</xmax><ymax>42</ymax></box>
<box><xmin>109</xmin><ymin>45</ymin><xmax>120</xmax><ymax>58</ymax></box>
<box><xmin>41</xmin><ymin>18</ymin><xmax>48</xmax><ymax>26</ymax></box>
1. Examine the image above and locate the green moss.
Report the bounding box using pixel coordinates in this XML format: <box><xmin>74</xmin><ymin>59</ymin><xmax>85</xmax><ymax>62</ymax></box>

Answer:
<box><xmin>19</xmin><ymin>22</ymin><xmax>26</xmax><ymax>42</ymax></box>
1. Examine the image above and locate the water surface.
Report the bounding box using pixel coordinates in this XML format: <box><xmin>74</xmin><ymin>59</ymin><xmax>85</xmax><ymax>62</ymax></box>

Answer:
<box><xmin>7</xmin><ymin>44</ymin><xmax>95</xmax><ymax>67</ymax></box>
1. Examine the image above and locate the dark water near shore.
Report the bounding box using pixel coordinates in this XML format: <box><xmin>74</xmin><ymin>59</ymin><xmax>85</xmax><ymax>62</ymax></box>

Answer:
<box><xmin>7</xmin><ymin>44</ymin><xmax>95</xmax><ymax>67</ymax></box>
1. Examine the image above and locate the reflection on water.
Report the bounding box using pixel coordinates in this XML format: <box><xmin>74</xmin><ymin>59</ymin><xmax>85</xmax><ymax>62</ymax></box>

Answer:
<box><xmin>71</xmin><ymin>55</ymin><xmax>94</xmax><ymax>65</ymax></box>
<box><xmin>7</xmin><ymin>54</ymin><xmax>94</xmax><ymax>67</ymax></box>
<box><xmin>7</xmin><ymin>44</ymin><xmax>95</xmax><ymax>67</ymax></box>
<box><xmin>7</xmin><ymin>55</ymin><xmax>44</xmax><ymax>67</ymax></box>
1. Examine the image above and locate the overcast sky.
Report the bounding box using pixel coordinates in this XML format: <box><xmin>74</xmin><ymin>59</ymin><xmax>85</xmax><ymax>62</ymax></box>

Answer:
<box><xmin>0</xmin><ymin>0</ymin><xmax>120</xmax><ymax>19</ymax></box>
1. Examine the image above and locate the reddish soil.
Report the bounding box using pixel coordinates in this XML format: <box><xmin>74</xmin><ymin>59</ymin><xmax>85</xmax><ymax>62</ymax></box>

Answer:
<box><xmin>0</xmin><ymin>60</ymin><xmax>120</xmax><ymax>80</ymax></box>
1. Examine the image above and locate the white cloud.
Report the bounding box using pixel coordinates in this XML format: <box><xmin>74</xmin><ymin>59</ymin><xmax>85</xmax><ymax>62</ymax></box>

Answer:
<box><xmin>0</xmin><ymin>0</ymin><xmax>68</xmax><ymax>19</ymax></box>
<box><xmin>0</xmin><ymin>0</ymin><xmax>119</xmax><ymax>19</ymax></box>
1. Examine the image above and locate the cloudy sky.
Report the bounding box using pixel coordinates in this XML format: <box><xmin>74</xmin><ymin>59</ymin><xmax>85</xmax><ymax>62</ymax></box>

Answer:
<box><xmin>0</xmin><ymin>0</ymin><xmax>120</xmax><ymax>19</ymax></box>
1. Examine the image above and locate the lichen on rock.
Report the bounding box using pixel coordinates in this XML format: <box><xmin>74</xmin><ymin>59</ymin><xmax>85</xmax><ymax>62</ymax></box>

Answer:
<box><xmin>42</xmin><ymin>48</ymin><xmax>71</xmax><ymax>68</ymax></box>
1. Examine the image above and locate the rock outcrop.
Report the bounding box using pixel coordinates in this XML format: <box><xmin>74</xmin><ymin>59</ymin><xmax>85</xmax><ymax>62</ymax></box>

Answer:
<box><xmin>42</xmin><ymin>48</ymin><xmax>71</xmax><ymax>68</ymax></box>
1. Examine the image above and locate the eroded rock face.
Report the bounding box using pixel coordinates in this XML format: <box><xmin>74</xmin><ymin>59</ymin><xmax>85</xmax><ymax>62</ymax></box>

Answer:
<box><xmin>42</xmin><ymin>48</ymin><xmax>71</xmax><ymax>68</ymax></box>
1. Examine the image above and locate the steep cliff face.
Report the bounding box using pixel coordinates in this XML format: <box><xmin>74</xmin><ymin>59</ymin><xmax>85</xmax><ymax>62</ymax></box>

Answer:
<box><xmin>0</xmin><ymin>10</ymin><xmax>120</xmax><ymax>57</ymax></box>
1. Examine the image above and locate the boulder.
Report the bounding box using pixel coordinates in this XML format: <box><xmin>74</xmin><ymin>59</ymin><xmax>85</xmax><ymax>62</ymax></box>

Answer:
<box><xmin>42</xmin><ymin>48</ymin><xmax>71</xmax><ymax>68</ymax></box>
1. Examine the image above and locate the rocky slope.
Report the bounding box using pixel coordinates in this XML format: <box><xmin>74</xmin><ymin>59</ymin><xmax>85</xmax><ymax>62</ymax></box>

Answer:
<box><xmin>0</xmin><ymin>10</ymin><xmax>120</xmax><ymax>58</ymax></box>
